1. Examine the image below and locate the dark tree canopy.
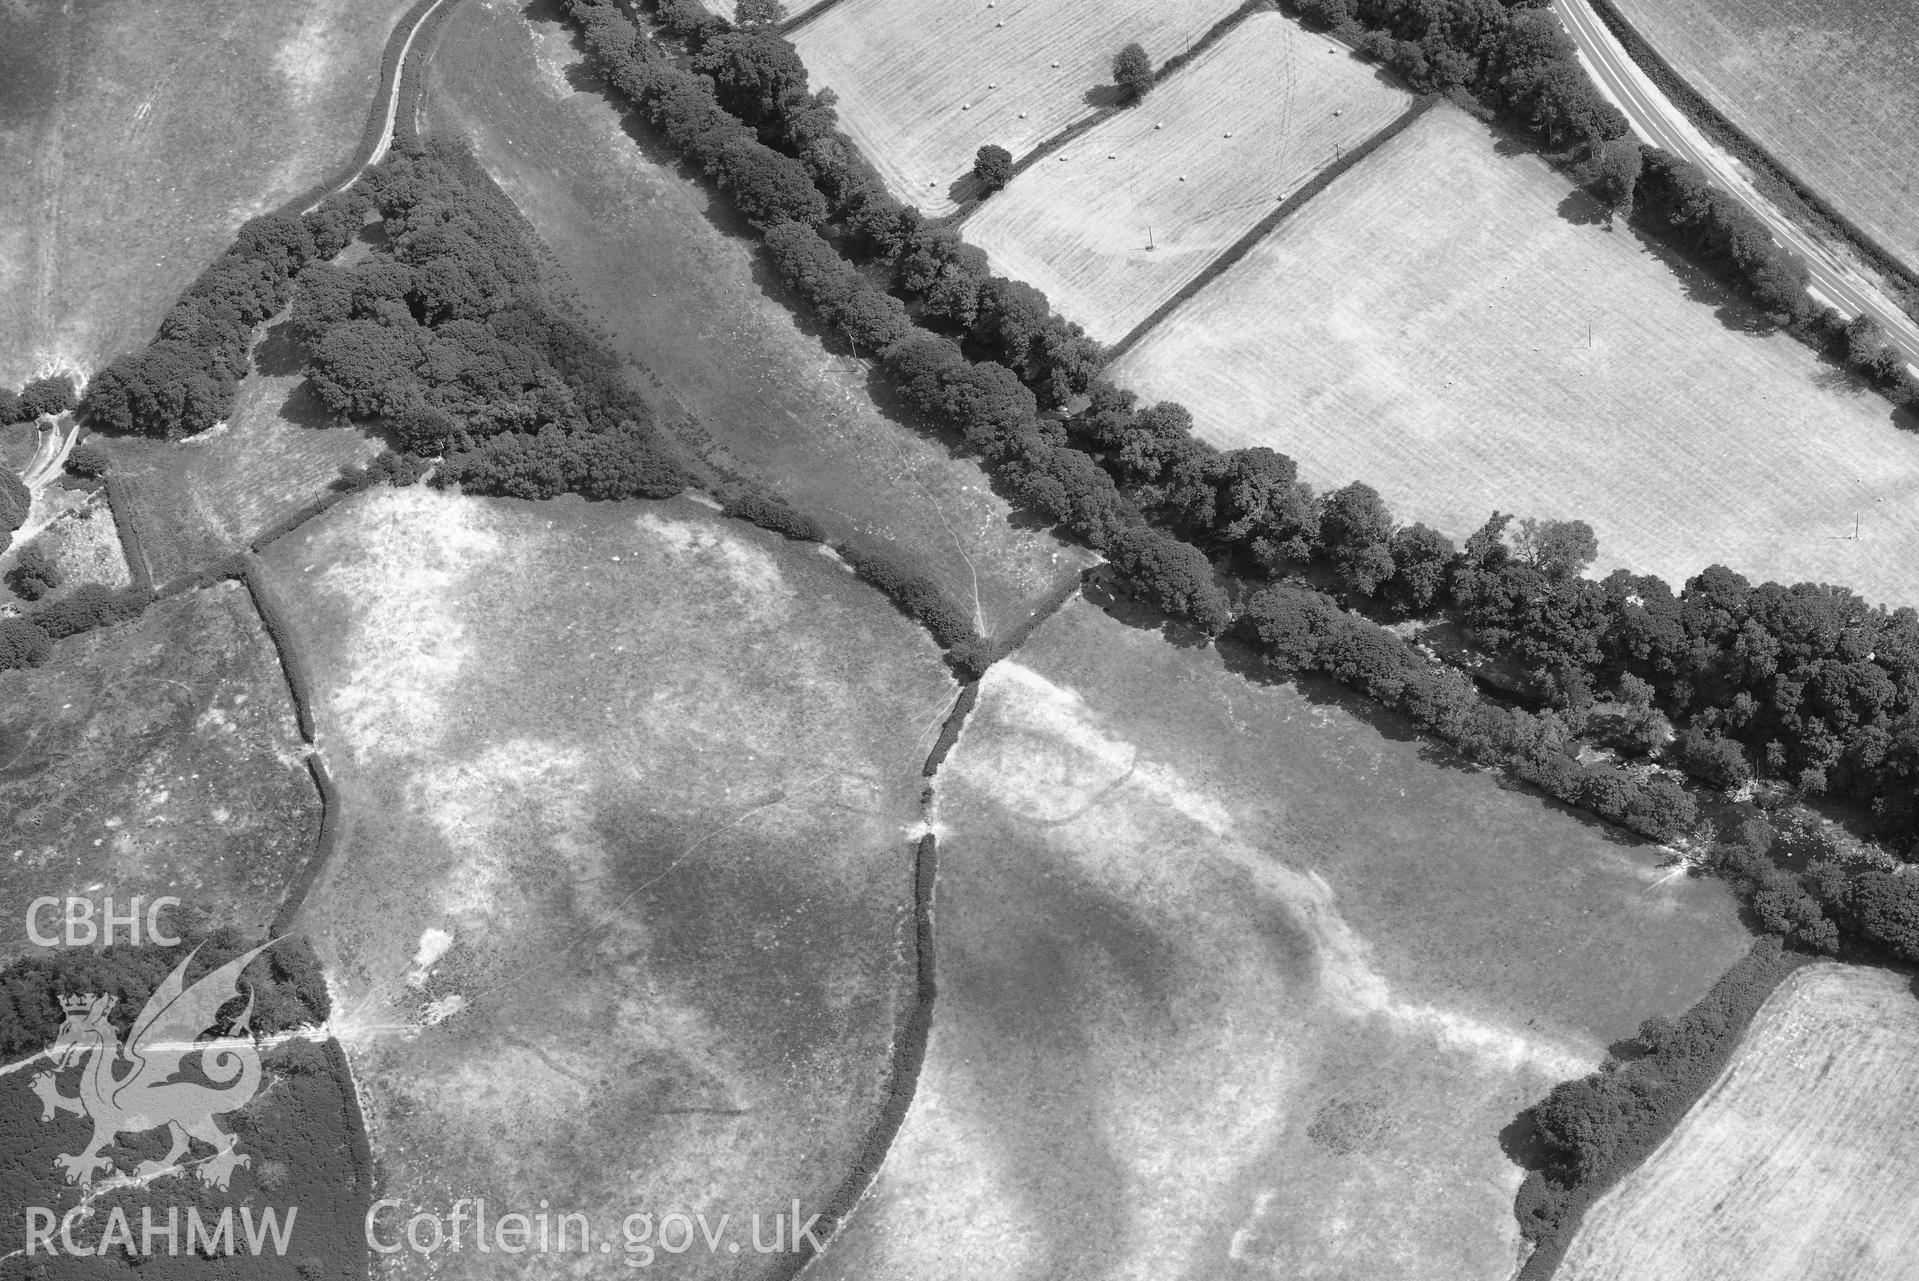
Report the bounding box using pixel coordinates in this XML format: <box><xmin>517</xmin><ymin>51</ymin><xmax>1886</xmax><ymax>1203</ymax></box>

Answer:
<box><xmin>6</xmin><ymin>539</ymin><xmax>61</xmax><ymax>601</ymax></box>
<box><xmin>64</xmin><ymin>439</ymin><xmax>109</xmax><ymax>479</ymax></box>
<box><xmin>1112</xmin><ymin>42</ymin><xmax>1153</xmax><ymax>102</ymax></box>
<box><xmin>734</xmin><ymin>0</ymin><xmax>786</xmax><ymax>27</ymax></box>
<box><xmin>973</xmin><ymin>143</ymin><xmax>1015</xmax><ymax>194</ymax></box>
<box><xmin>18</xmin><ymin>374</ymin><xmax>78</xmax><ymax>419</ymax></box>
<box><xmin>1515</xmin><ymin>516</ymin><xmax>1599</xmax><ymax>580</ymax></box>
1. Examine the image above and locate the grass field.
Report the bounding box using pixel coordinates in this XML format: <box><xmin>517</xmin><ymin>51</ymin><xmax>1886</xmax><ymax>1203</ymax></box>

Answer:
<box><xmin>427</xmin><ymin>0</ymin><xmax>1092</xmax><ymax>641</ymax></box>
<box><xmin>0</xmin><ymin>0</ymin><xmax>413</xmax><ymax>388</ymax></box>
<box><xmin>1607</xmin><ymin>0</ymin><xmax>1919</xmax><ymax>275</ymax></box>
<box><xmin>261</xmin><ymin>485</ymin><xmax>957</xmax><ymax>1279</ymax></box>
<box><xmin>792</xmin><ymin>0</ymin><xmax>1246</xmax><ymax>215</ymax></box>
<box><xmin>965</xmin><ymin>14</ymin><xmax>1407</xmax><ymax>344</ymax></box>
<box><xmin>0</xmin><ymin>582</ymin><xmax>320</xmax><ymax>959</ymax></box>
<box><xmin>1112</xmin><ymin>103</ymin><xmax>1919</xmax><ymax>609</ymax></box>
<box><xmin>817</xmin><ymin>596</ymin><xmax>1748</xmax><ymax>1281</ymax></box>
<box><xmin>106</xmin><ymin>353</ymin><xmax>385</xmax><ymax>582</ymax></box>
<box><xmin>1558</xmin><ymin>963</ymin><xmax>1919</xmax><ymax>1280</ymax></box>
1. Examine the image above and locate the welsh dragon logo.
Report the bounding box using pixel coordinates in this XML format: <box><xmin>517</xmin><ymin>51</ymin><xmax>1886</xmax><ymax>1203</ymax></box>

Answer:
<box><xmin>24</xmin><ymin>942</ymin><xmax>273</xmax><ymax>1191</ymax></box>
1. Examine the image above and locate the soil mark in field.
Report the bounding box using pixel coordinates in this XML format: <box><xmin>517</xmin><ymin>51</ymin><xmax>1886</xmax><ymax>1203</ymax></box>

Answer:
<box><xmin>263</xmin><ymin>487</ymin><xmax>959</xmax><ymax>1281</ymax></box>
<box><xmin>811</xmin><ymin>596</ymin><xmax>1749</xmax><ymax>1281</ymax></box>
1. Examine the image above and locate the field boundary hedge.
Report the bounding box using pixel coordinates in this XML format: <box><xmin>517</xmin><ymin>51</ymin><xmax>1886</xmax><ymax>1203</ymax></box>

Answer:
<box><xmin>779</xmin><ymin>0</ymin><xmax>847</xmax><ymax>36</ymax></box>
<box><xmin>1581</xmin><ymin>0</ymin><xmax>1919</xmax><ymax>314</ymax></box>
<box><xmin>1513</xmin><ymin>938</ymin><xmax>1809</xmax><ymax>1279</ymax></box>
<box><xmin>922</xmin><ymin>682</ymin><xmax>980</xmax><ymax>778</ymax></box>
<box><xmin>1104</xmin><ymin>91</ymin><xmax>1438</xmax><ymax>361</ymax></box>
<box><xmin>102</xmin><ymin>473</ymin><xmax>154</xmax><ymax>592</ymax></box>
<box><xmin>239</xmin><ymin>554</ymin><xmax>319</xmax><ymax>742</ymax></box>
<box><xmin>767</xmin><ymin>832</ymin><xmax>940</xmax><ymax>1279</ymax></box>
<box><xmin>240</xmin><ymin>552</ymin><xmax>346</xmax><ymax>935</ymax></box>
<box><xmin>992</xmin><ymin>0</ymin><xmax>1273</xmax><ymax>192</ymax></box>
<box><xmin>322</xmin><ymin>1034</ymin><xmax>377</xmax><ymax>1197</ymax></box>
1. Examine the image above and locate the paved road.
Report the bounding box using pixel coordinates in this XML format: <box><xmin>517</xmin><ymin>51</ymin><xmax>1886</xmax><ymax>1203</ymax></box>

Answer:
<box><xmin>1554</xmin><ymin>0</ymin><xmax>1919</xmax><ymax>372</ymax></box>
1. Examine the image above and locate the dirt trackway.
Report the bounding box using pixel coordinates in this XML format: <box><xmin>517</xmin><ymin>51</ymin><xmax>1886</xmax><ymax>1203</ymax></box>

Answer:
<box><xmin>1554</xmin><ymin>0</ymin><xmax>1919</xmax><ymax>374</ymax></box>
<box><xmin>303</xmin><ymin>0</ymin><xmax>461</xmax><ymax>213</ymax></box>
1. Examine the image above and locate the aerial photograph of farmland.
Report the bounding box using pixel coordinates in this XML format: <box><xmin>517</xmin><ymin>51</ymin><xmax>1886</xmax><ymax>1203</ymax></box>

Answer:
<box><xmin>3</xmin><ymin>0</ymin><xmax>1919</xmax><ymax>1277</ymax></box>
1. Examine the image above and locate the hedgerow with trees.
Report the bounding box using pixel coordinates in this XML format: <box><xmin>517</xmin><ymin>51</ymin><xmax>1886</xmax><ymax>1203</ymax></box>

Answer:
<box><xmin>557</xmin><ymin>14</ymin><xmax>1919</xmax><ymax>1259</ymax></box>
<box><xmin>563</xmin><ymin>0</ymin><xmax>1919</xmax><ymax>865</ymax></box>
<box><xmin>1287</xmin><ymin>0</ymin><xmax>1919</xmax><ymax>407</ymax></box>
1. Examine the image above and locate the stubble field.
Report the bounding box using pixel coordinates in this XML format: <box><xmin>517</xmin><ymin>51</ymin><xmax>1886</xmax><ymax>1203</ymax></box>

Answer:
<box><xmin>1558</xmin><ymin>962</ymin><xmax>1919</xmax><ymax>1281</ymax></box>
<box><xmin>815</xmin><ymin>596</ymin><xmax>1749</xmax><ymax>1281</ymax></box>
<box><xmin>964</xmin><ymin>13</ymin><xmax>1409</xmax><ymax>344</ymax></box>
<box><xmin>0</xmin><ymin>0</ymin><xmax>414</xmax><ymax>388</ymax></box>
<box><xmin>0</xmin><ymin>582</ymin><xmax>320</xmax><ymax>960</ymax></box>
<box><xmin>791</xmin><ymin>0</ymin><xmax>1245</xmax><ymax>214</ymax></box>
<box><xmin>426</xmin><ymin>0</ymin><xmax>1092</xmax><ymax>642</ymax></box>
<box><xmin>262</xmin><ymin>486</ymin><xmax>958</xmax><ymax>1279</ymax></box>
<box><xmin>1112</xmin><ymin>103</ymin><xmax>1919</xmax><ymax>608</ymax></box>
<box><xmin>1606</xmin><ymin>0</ymin><xmax>1919</xmax><ymax>275</ymax></box>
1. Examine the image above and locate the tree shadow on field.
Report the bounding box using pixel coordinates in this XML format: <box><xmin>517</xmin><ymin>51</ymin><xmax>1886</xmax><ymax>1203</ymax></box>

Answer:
<box><xmin>1631</xmin><ymin>227</ymin><xmax>1770</xmax><ymax>335</ymax></box>
<box><xmin>276</xmin><ymin>379</ymin><xmax>345</xmax><ymax>432</ymax></box>
<box><xmin>945</xmin><ymin>171</ymin><xmax>986</xmax><ymax>216</ymax></box>
<box><xmin>1081</xmin><ymin>83</ymin><xmax>1127</xmax><ymax>111</ymax></box>
<box><xmin>1498</xmin><ymin>1106</ymin><xmax>1552</xmax><ymax>1172</ymax></box>
<box><xmin>253</xmin><ymin>319</ymin><xmax>306</xmax><ymax>377</ymax></box>
<box><xmin>1556</xmin><ymin>187</ymin><xmax>1610</xmax><ymax>229</ymax></box>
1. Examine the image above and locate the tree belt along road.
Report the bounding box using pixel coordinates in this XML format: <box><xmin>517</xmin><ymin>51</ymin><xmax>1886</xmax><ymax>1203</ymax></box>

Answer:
<box><xmin>1554</xmin><ymin>0</ymin><xmax>1919</xmax><ymax>374</ymax></box>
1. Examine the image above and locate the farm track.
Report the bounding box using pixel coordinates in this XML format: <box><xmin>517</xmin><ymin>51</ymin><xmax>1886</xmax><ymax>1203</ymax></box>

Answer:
<box><xmin>1555</xmin><ymin>0</ymin><xmax>1919</xmax><ymax>372</ymax></box>
<box><xmin>287</xmin><ymin>0</ymin><xmax>463</xmax><ymax>216</ymax></box>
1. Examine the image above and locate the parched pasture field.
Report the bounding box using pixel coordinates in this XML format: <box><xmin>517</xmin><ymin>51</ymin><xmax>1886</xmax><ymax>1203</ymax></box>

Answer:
<box><xmin>1607</xmin><ymin>0</ymin><xmax>1919</xmax><ymax>275</ymax></box>
<box><xmin>0</xmin><ymin>582</ymin><xmax>321</xmax><ymax>960</ymax></box>
<box><xmin>818</xmin><ymin>597</ymin><xmax>1748</xmax><ymax>1281</ymax></box>
<box><xmin>792</xmin><ymin>0</ymin><xmax>1245</xmax><ymax>215</ymax></box>
<box><xmin>262</xmin><ymin>486</ymin><xmax>957</xmax><ymax>1280</ymax></box>
<box><xmin>0</xmin><ymin>0</ymin><xmax>415</xmax><ymax>388</ymax></box>
<box><xmin>1558</xmin><ymin>963</ymin><xmax>1919</xmax><ymax>1281</ymax></box>
<box><xmin>108</xmin><ymin>353</ymin><xmax>385</xmax><ymax>582</ymax></box>
<box><xmin>427</xmin><ymin>0</ymin><xmax>1092</xmax><ymax>641</ymax></box>
<box><xmin>1113</xmin><ymin>103</ymin><xmax>1919</xmax><ymax>609</ymax></box>
<box><xmin>966</xmin><ymin>14</ymin><xmax>1407</xmax><ymax>344</ymax></box>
